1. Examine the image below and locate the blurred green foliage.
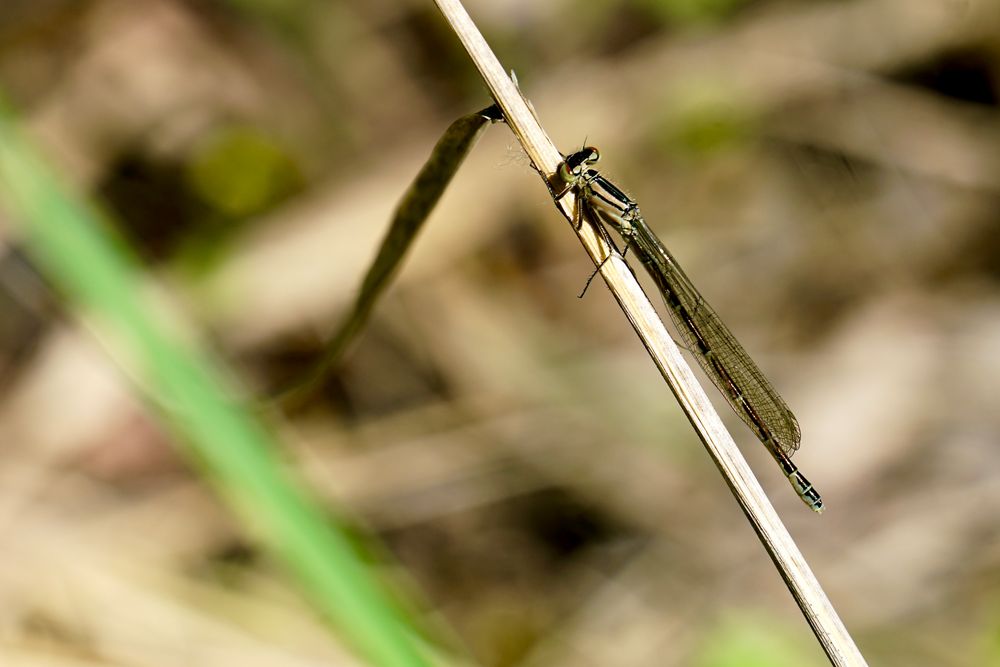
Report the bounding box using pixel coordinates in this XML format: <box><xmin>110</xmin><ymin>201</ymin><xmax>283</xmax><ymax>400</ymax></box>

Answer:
<box><xmin>694</xmin><ymin>612</ymin><xmax>816</xmax><ymax>667</ymax></box>
<box><xmin>636</xmin><ymin>0</ymin><xmax>749</xmax><ymax>24</ymax></box>
<box><xmin>187</xmin><ymin>125</ymin><xmax>301</xmax><ymax>219</ymax></box>
<box><xmin>653</xmin><ymin>84</ymin><xmax>756</xmax><ymax>157</ymax></box>
<box><xmin>0</xmin><ymin>97</ymin><xmax>445</xmax><ymax>667</ymax></box>
<box><xmin>983</xmin><ymin>605</ymin><xmax>1000</xmax><ymax>665</ymax></box>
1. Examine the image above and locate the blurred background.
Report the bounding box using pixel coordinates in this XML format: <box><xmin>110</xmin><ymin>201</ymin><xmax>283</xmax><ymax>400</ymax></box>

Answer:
<box><xmin>1</xmin><ymin>0</ymin><xmax>999</xmax><ymax>665</ymax></box>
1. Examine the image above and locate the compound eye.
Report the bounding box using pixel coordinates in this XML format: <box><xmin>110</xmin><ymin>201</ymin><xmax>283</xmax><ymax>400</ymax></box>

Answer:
<box><xmin>585</xmin><ymin>147</ymin><xmax>601</xmax><ymax>165</ymax></box>
<box><xmin>558</xmin><ymin>160</ymin><xmax>586</xmax><ymax>183</ymax></box>
<box><xmin>557</xmin><ymin>161</ymin><xmax>573</xmax><ymax>183</ymax></box>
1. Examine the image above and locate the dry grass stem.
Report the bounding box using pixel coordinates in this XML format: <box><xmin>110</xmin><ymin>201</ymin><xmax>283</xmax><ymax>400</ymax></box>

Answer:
<box><xmin>432</xmin><ymin>1</ymin><xmax>868</xmax><ymax>665</ymax></box>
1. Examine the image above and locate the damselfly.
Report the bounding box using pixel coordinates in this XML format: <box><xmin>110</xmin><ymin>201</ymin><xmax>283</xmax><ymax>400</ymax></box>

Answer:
<box><xmin>556</xmin><ymin>147</ymin><xmax>823</xmax><ymax>513</ymax></box>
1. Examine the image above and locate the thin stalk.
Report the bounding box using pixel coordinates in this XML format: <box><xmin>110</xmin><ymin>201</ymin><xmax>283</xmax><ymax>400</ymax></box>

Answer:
<box><xmin>430</xmin><ymin>1</ymin><xmax>866</xmax><ymax>665</ymax></box>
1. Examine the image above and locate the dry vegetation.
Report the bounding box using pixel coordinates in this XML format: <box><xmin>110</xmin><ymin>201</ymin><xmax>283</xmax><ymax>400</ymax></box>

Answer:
<box><xmin>1</xmin><ymin>1</ymin><xmax>999</xmax><ymax>665</ymax></box>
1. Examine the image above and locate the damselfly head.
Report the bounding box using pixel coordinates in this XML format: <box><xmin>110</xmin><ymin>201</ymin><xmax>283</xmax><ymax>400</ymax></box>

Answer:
<box><xmin>558</xmin><ymin>146</ymin><xmax>602</xmax><ymax>183</ymax></box>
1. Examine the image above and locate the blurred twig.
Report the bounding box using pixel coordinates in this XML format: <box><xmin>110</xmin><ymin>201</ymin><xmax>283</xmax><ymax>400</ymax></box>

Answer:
<box><xmin>431</xmin><ymin>0</ymin><xmax>868</xmax><ymax>665</ymax></box>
